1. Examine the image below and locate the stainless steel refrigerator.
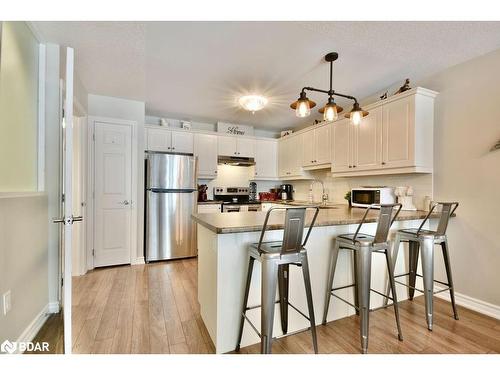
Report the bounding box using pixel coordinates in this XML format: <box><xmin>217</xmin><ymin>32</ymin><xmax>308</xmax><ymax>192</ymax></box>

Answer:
<box><xmin>145</xmin><ymin>151</ymin><xmax>197</xmax><ymax>262</ymax></box>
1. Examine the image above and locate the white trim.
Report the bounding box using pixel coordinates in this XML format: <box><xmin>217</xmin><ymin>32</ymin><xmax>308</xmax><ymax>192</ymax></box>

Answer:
<box><xmin>86</xmin><ymin>116</ymin><xmax>138</xmax><ymax>271</ymax></box>
<box><xmin>435</xmin><ymin>289</ymin><xmax>500</xmax><ymax>320</ymax></box>
<box><xmin>13</xmin><ymin>304</ymin><xmax>50</xmax><ymax>354</ymax></box>
<box><xmin>132</xmin><ymin>257</ymin><xmax>145</xmax><ymax>265</ymax></box>
<box><xmin>0</xmin><ymin>192</ymin><xmax>46</xmax><ymax>199</ymax></box>
<box><xmin>48</xmin><ymin>301</ymin><xmax>60</xmax><ymax>313</ymax></box>
<box><xmin>37</xmin><ymin>43</ymin><xmax>46</xmax><ymax>192</ymax></box>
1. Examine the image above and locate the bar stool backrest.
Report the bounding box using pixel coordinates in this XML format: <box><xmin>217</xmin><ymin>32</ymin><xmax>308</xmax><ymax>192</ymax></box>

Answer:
<box><xmin>418</xmin><ymin>202</ymin><xmax>459</xmax><ymax>236</ymax></box>
<box><xmin>374</xmin><ymin>204</ymin><xmax>402</xmax><ymax>244</ymax></box>
<box><xmin>257</xmin><ymin>206</ymin><xmax>320</xmax><ymax>255</ymax></box>
<box><xmin>351</xmin><ymin>204</ymin><xmax>402</xmax><ymax>245</ymax></box>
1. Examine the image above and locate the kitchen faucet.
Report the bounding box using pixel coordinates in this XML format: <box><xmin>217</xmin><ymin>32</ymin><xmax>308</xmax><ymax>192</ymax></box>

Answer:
<box><xmin>309</xmin><ymin>180</ymin><xmax>329</xmax><ymax>205</ymax></box>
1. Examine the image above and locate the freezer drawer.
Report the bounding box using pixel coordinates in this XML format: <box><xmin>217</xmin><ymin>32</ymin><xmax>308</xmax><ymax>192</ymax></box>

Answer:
<box><xmin>147</xmin><ymin>152</ymin><xmax>196</xmax><ymax>190</ymax></box>
<box><xmin>146</xmin><ymin>190</ymin><xmax>197</xmax><ymax>261</ymax></box>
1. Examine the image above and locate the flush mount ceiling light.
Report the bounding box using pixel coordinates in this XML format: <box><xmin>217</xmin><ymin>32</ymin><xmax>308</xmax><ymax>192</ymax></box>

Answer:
<box><xmin>239</xmin><ymin>95</ymin><xmax>268</xmax><ymax>113</ymax></box>
<box><xmin>290</xmin><ymin>52</ymin><xmax>369</xmax><ymax>125</ymax></box>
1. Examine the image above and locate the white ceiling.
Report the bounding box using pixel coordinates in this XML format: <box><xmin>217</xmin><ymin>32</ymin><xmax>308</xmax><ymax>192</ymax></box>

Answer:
<box><xmin>33</xmin><ymin>21</ymin><xmax>500</xmax><ymax>130</ymax></box>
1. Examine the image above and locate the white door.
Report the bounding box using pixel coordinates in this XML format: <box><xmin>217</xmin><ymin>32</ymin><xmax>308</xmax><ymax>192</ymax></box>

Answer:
<box><xmin>218</xmin><ymin>135</ymin><xmax>237</xmax><ymax>156</ymax></box>
<box><xmin>382</xmin><ymin>96</ymin><xmax>415</xmax><ymax>168</ymax></box>
<box><xmin>94</xmin><ymin>122</ymin><xmax>132</xmax><ymax>267</ymax></box>
<box><xmin>254</xmin><ymin>139</ymin><xmax>277</xmax><ymax>179</ymax></box>
<box><xmin>146</xmin><ymin>128</ymin><xmax>171</xmax><ymax>152</ymax></box>
<box><xmin>302</xmin><ymin>129</ymin><xmax>315</xmax><ymax>167</ymax></box>
<box><xmin>171</xmin><ymin>131</ymin><xmax>193</xmax><ymax>153</ymax></box>
<box><xmin>331</xmin><ymin>119</ymin><xmax>352</xmax><ymax>172</ymax></box>
<box><xmin>236</xmin><ymin>137</ymin><xmax>255</xmax><ymax>158</ymax></box>
<box><xmin>194</xmin><ymin>133</ymin><xmax>218</xmax><ymax>178</ymax></box>
<box><xmin>315</xmin><ymin>125</ymin><xmax>331</xmax><ymax>165</ymax></box>
<box><xmin>52</xmin><ymin>47</ymin><xmax>80</xmax><ymax>354</ymax></box>
<box><xmin>354</xmin><ymin>106</ymin><xmax>382</xmax><ymax>170</ymax></box>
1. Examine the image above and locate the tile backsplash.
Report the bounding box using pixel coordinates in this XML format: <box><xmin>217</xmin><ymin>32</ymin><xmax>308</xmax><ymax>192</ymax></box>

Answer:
<box><xmin>291</xmin><ymin>170</ymin><xmax>433</xmax><ymax>210</ymax></box>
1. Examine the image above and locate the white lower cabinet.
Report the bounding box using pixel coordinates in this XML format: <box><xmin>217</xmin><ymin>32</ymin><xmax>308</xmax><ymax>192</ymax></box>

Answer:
<box><xmin>253</xmin><ymin>139</ymin><xmax>278</xmax><ymax>180</ymax></box>
<box><xmin>197</xmin><ymin>204</ymin><xmax>221</xmax><ymax>213</ymax></box>
<box><xmin>194</xmin><ymin>133</ymin><xmax>218</xmax><ymax>179</ymax></box>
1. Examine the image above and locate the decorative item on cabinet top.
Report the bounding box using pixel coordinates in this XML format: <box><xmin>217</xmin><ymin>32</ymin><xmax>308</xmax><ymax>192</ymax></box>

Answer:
<box><xmin>217</xmin><ymin>122</ymin><xmax>254</xmax><ymax>136</ymax></box>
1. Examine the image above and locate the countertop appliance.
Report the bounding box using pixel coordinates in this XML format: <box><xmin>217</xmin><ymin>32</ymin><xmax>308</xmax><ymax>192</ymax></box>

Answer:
<box><xmin>351</xmin><ymin>186</ymin><xmax>396</xmax><ymax>208</ymax></box>
<box><xmin>213</xmin><ymin>186</ymin><xmax>262</xmax><ymax>213</ymax></box>
<box><xmin>279</xmin><ymin>184</ymin><xmax>294</xmax><ymax>201</ymax></box>
<box><xmin>145</xmin><ymin>151</ymin><xmax>197</xmax><ymax>262</ymax></box>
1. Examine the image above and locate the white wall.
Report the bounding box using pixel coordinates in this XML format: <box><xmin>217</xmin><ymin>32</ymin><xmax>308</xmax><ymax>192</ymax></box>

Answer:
<box><xmin>417</xmin><ymin>48</ymin><xmax>500</xmax><ymax>307</ymax></box>
<box><xmin>88</xmin><ymin>94</ymin><xmax>146</xmax><ymax>263</ymax></box>
<box><xmin>0</xmin><ymin>194</ymin><xmax>49</xmax><ymax>343</ymax></box>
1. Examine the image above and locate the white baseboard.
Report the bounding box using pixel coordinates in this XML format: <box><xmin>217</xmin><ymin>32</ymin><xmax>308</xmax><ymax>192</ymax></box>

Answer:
<box><xmin>131</xmin><ymin>256</ymin><xmax>145</xmax><ymax>265</ymax></box>
<box><xmin>13</xmin><ymin>304</ymin><xmax>50</xmax><ymax>353</ymax></box>
<box><xmin>435</xmin><ymin>289</ymin><xmax>500</xmax><ymax>320</ymax></box>
<box><xmin>48</xmin><ymin>301</ymin><xmax>60</xmax><ymax>313</ymax></box>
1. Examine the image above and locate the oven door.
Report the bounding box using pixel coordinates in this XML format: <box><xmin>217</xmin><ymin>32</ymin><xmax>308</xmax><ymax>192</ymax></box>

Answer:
<box><xmin>351</xmin><ymin>189</ymin><xmax>380</xmax><ymax>206</ymax></box>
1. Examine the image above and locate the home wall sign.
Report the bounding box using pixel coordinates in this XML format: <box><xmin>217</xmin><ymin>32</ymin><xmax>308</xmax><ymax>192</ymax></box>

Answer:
<box><xmin>217</xmin><ymin>122</ymin><xmax>254</xmax><ymax>136</ymax></box>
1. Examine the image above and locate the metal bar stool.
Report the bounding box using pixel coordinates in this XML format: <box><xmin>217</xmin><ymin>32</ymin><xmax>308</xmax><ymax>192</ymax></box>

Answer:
<box><xmin>322</xmin><ymin>203</ymin><xmax>403</xmax><ymax>354</ymax></box>
<box><xmin>384</xmin><ymin>202</ymin><xmax>459</xmax><ymax>331</ymax></box>
<box><xmin>235</xmin><ymin>206</ymin><xmax>320</xmax><ymax>354</ymax></box>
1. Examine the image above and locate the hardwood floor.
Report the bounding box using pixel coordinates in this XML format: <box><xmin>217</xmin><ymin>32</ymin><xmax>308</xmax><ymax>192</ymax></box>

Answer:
<box><xmin>32</xmin><ymin>257</ymin><xmax>500</xmax><ymax>354</ymax></box>
<box><xmin>72</xmin><ymin>258</ymin><xmax>215</xmax><ymax>354</ymax></box>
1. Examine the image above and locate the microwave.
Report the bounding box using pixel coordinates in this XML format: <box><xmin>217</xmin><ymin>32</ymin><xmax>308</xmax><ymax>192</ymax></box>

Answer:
<box><xmin>351</xmin><ymin>187</ymin><xmax>396</xmax><ymax>208</ymax></box>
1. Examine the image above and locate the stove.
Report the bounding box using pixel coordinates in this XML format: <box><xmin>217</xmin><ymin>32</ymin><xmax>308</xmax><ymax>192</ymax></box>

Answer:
<box><xmin>213</xmin><ymin>186</ymin><xmax>261</xmax><ymax>212</ymax></box>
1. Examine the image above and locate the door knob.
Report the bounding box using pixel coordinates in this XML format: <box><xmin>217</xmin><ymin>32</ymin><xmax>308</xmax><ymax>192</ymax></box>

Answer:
<box><xmin>121</xmin><ymin>200</ymin><xmax>130</xmax><ymax>205</ymax></box>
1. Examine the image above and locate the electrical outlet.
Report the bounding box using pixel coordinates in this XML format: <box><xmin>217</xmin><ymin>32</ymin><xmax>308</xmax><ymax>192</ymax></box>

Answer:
<box><xmin>3</xmin><ymin>291</ymin><xmax>11</xmax><ymax>315</ymax></box>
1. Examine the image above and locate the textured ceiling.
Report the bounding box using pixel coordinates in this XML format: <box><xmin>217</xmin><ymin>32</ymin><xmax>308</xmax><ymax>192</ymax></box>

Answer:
<box><xmin>33</xmin><ymin>21</ymin><xmax>500</xmax><ymax>130</ymax></box>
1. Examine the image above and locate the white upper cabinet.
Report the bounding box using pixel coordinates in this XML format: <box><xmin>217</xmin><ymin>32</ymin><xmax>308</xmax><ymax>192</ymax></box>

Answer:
<box><xmin>194</xmin><ymin>133</ymin><xmax>218</xmax><ymax>179</ymax></box>
<box><xmin>146</xmin><ymin>128</ymin><xmax>193</xmax><ymax>154</ymax></box>
<box><xmin>331</xmin><ymin>87</ymin><xmax>437</xmax><ymax>176</ymax></box>
<box><xmin>353</xmin><ymin>106</ymin><xmax>382</xmax><ymax>171</ymax></box>
<box><xmin>331</xmin><ymin>118</ymin><xmax>352</xmax><ymax>172</ymax></box>
<box><xmin>253</xmin><ymin>139</ymin><xmax>278</xmax><ymax>180</ymax></box>
<box><xmin>278</xmin><ymin>133</ymin><xmax>308</xmax><ymax>179</ymax></box>
<box><xmin>171</xmin><ymin>130</ymin><xmax>194</xmax><ymax>153</ymax></box>
<box><xmin>147</xmin><ymin>128</ymin><xmax>172</xmax><ymax>151</ymax></box>
<box><xmin>217</xmin><ymin>135</ymin><xmax>255</xmax><ymax>158</ymax></box>
<box><xmin>302</xmin><ymin>124</ymin><xmax>331</xmax><ymax>169</ymax></box>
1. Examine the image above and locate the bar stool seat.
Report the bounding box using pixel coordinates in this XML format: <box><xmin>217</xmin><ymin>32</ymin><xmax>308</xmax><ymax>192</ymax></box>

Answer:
<box><xmin>235</xmin><ymin>206</ymin><xmax>320</xmax><ymax>354</ymax></box>
<box><xmin>399</xmin><ymin>228</ymin><xmax>446</xmax><ymax>241</ymax></box>
<box><xmin>338</xmin><ymin>233</ymin><xmax>382</xmax><ymax>247</ymax></box>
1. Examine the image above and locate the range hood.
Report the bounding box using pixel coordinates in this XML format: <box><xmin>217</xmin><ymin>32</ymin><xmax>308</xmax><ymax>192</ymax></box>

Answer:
<box><xmin>217</xmin><ymin>155</ymin><xmax>255</xmax><ymax>166</ymax></box>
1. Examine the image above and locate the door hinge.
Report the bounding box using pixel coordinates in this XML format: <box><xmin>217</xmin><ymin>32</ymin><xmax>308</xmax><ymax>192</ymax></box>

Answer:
<box><xmin>61</xmin><ymin>193</ymin><xmax>65</xmax><ymax>203</ymax></box>
<box><xmin>92</xmin><ymin>133</ymin><xmax>95</xmax><ymax>141</ymax></box>
<box><xmin>92</xmin><ymin>249</ymin><xmax>95</xmax><ymax>257</ymax></box>
<box><xmin>61</xmin><ymin>277</ymin><xmax>64</xmax><ymax>287</ymax></box>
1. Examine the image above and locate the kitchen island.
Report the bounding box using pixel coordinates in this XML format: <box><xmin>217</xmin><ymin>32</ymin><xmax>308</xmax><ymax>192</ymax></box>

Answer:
<box><xmin>192</xmin><ymin>205</ymin><xmax>438</xmax><ymax>353</ymax></box>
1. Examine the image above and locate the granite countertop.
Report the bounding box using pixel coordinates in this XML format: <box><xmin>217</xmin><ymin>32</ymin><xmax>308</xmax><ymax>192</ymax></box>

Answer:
<box><xmin>192</xmin><ymin>204</ymin><xmax>443</xmax><ymax>234</ymax></box>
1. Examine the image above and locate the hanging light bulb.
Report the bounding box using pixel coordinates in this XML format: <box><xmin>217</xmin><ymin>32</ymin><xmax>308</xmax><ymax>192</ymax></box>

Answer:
<box><xmin>319</xmin><ymin>97</ymin><xmax>342</xmax><ymax>122</ymax></box>
<box><xmin>290</xmin><ymin>92</ymin><xmax>316</xmax><ymax>118</ymax></box>
<box><xmin>345</xmin><ymin>102</ymin><xmax>368</xmax><ymax>125</ymax></box>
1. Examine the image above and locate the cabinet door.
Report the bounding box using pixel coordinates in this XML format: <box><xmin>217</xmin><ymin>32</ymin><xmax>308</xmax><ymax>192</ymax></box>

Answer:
<box><xmin>194</xmin><ymin>133</ymin><xmax>218</xmax><ymax>178</ymax></box>
<box><xmin>353</xmin><ymin>106</ymin><xmax>382</xmax><ymax>171</ymax></box>
<box><xmin>331</xmin><ymin>119</ymin><xmax>352</xmax><ymax>172</ymax></box>
<box><xmin>254</xmin><ymin>139</ymin><xmax>277</xmax><ymax>179</ymax></box>
<box><xmin>197</xmin><ymin>204</ymin><xmax>221</xmax><ymax>213</ymax></box>
<box><xmin>382</xmin><ymin>96</ymin><xmax>415</xmax><ymax>168</ymax></box>
<box><xmin>289</xmin><ymin>134</ymin><xmax>304</xmax><ymax>176</ymax></box>
<box><xmin>171</xmin><ymin>131</ymin><xmax>194</xmax><ymax>154</ymax></box>
<box><xmin>218</xmin><ymin>135</ymin><xmax>237</xmax><ymax>156</ymax></box>
<box><xmin>302</xmin><ymin>129</ymin><xmax>315</xmax><ymax>167</ymax></box>
<box><xmin>146</xmin><ymin>129</ymin><xmax>171</xmax><ymax>152</ymax></box>
<box><xmin>315</xmin><ymin>125</ymin><xmax>331</xmax><ymax>165</ymax></box>
<box><xmin>237</xmin><ymin>137</ymin><xmax>255</xmax><ymax>158</ymax></box>
<box><xmin>278</xmin><ymin>138</ymin><xmax>288</xmax><ymax>177</ymax></box>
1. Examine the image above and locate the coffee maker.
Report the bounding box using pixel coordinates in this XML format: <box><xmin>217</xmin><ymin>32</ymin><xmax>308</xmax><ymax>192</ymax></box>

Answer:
<box><xmin>279</xmin><ymin>184</ymin><xmax>293</xmax><ymax>201</ymax></box>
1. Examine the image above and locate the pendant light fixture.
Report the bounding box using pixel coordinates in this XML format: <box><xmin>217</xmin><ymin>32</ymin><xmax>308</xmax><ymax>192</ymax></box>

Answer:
<box><xmin>290</xmin><ymin>52</ymin><xmax>368</xmax><ymax>125</ymax></box>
